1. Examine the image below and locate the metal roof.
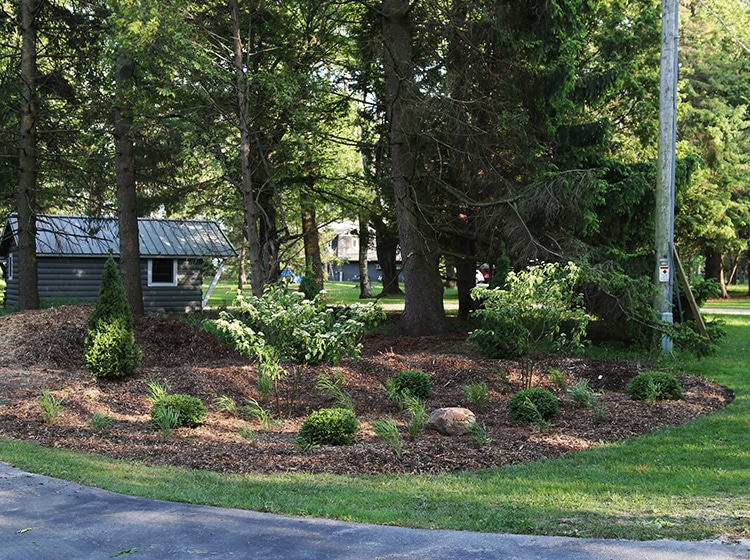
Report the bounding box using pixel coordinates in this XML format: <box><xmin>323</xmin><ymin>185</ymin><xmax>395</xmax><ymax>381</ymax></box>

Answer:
<box><xmin>1</xmin><ymin>214</ymin><xmax>237</xmax><ymax>258</ymax></box>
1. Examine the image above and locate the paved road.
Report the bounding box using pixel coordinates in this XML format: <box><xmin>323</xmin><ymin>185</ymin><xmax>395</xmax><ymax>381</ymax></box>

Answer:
<box><xmin>1</xmin><ymin>462</ymin><xmax>748</xmax><ymax>560</ymax></box>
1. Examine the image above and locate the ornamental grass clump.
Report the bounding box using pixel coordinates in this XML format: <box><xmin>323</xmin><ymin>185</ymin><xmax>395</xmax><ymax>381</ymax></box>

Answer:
<box><xmin>626</xmin><ymin>372</ymin><xmax>683</xmax><ymax>402</ymax></box>
<box><xmin>149</xmin><ymin>394</ymin><xmax>206</xmax><ymax>428</ymax></box>
<box><xmin>508</xmin><ymin>388</ymin><xmax>559</xmax><ymax>424</ymax></box>
<box><xmin>298</xmin><ymin>407</ymin><xmax>359</xmax><ymax>446</ymax></box>
<box><xmin>84</xmin><ymin>253</ymin><xmax>141</xmax><ymax>379</ymax></box>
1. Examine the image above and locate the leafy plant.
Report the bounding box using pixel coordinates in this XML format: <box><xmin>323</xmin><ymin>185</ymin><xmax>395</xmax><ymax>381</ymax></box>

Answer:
<box><xmin>508</xmin><ymin>388</ymin><xmax>559</xmax><ymax>424</ymax></box>
<box><xmin>316</xmin><ymin>370</ymin><xmax>354</xmax><ymax>410</ymax></box>
<box><xmin>461</xmin><ymin>382</ymin><xmax>490</xmax><ymax>412</ymax></box>
<box><xmin>150</xmin><ymin>406</ymin><xmax>180</xmax><ymax>438</ymax></box>
<box><xmin>255</xmin><ymin>372</ymin><xmax>273</xmax><ymax>402</ymax></box>
<box><xmin>149</xmin><ymin>394</ymin><xmax>206</xmax><ymax>428</ymax></box>
<box><xmin>371</xmin><ymin>417</ymin><xmax>402</xmax><ymax>456</ymax></box>
<box><xmin>38</xmin><ymin>389</ymin><xmax>65</xmax><ymax>424</ymax></box>
<box><xmin>242</xmin><ymin>398</ymin><xmax>275</xmax><ymax>430</ymax></box>
<box><xmin>468</xmin><ymin>262</ymin><xmax>589</xmax><ymax>359</ymax></box>
<box><xmin>146</xmin><ymin>380</ymin><xmax>171</xmax><ymax>404</ymax></box>
<box><xmin>403</xmin><ymin>396</ymin><xmax>427</xmax><ymax>441</ymax></box>
<box><xmin>569</xmin><ymin>379</ymin><xmax>598</xmax><ymax>409</ymax></box>
<box><xmin>213</xmin><ymin>395</ymin><xmax>238</xmax><ymax>417</ymax></box>
<box><xmin>466</xmin><ymin>421</ymin><xmax>492</xmax><ymax>446</ymax></box>
<box><xmin>387</xmin><ymin>370</ymin><xmax>432</xmax><ymax>403</ymax></box>
<box><xmin>238</xmin><ymin>426</ymin><xmax>256</xmax><ymax>442</ymax></box>
<box><xmin>548</xmin><ymin>368</ymin><xmax>568</xmax><ymax>392</ymax></box>
<box><xmin>89</xmin><ymin>413</ymin><xmax>114</xmax><ymax>433</ymax></box>
<box><xmin>298</xmin><ymin>407</ymin><xmax>359</xmax><ymax>446</ymax></box>
<box><xmin>626</xmin><ymin>372</ymin><xmax>683</xmax><ymax>402</ymax></box>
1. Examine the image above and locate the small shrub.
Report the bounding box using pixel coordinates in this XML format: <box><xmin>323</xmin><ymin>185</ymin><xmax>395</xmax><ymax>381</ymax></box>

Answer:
<box><xmin>508</xmin><ymin>388</ymin><xmax>559</xmax><ymax>424</ymax></box>
<box><xmin>461</xmin><ymin>382</ymin><xmax>490</xmax><ymax>412</ymax></box>
<box><xmin>403</xmin><ymin>395</ymin><xmax>426</xmax><ymax>441</ymax></box>
<box><xmin>298</xmin><ymin>407</ymin><xmax>359</xmax><ymax>446</ymax></box>
<box><xmin>151</xmin><ymin>406</ymin><xmax>180</xmax><ymax>438</ymax></box>
<box><xmin>569</xmin><ymin>379</ymin><xmax>598</xmax><ymax>409</ymax></box>
<box><xmin>89</xmin><ymin>413</ymin><xmax>114</xmax><ymax>433</ymax></box>
<box><xmin>146</xmin><ymin>379</ymin><xmax>171</xmax><ymax>404</ymax></box>
<box><xmin>466</xmin><ymin>421</ymin><xmax>492</xmax><ymax>446</ymax></box>
<box><xmin>388</xmin><ymin>370</ymin><xmax>432</xmax><ymax>402</ymax></box>
<box><xmin>213</xmin><ymin>395</ymin><xmax>238</xmax><ymax>417</ymax></box>
<box><xmin>39</xmin><ymin>389</ymin><xmax>65</xmax><ymax>424</ymax></box>
<box><xmin>84</xmin><ymin>319</ymin><xmax>142</xmax><ymax>379</ymax></box>
<box><xmin>371</xmin><ymin>416</ymin><xmax>402</xmax><ymax>456</ymax></box>
<box><xmin>150</xmin><ymin>394</ymin><xmax>206</xmax><ymax>428</ymax></box>
<box><xmin>626</xmin><ymin>372</ymin><xmax>683</xmax><ymax>402</ymax></box>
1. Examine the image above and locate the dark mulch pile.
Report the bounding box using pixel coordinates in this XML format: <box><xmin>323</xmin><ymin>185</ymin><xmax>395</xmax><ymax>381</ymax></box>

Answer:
<box><xmin>0</xmin><ymin>306</ymin><xmax>734</xmax><ymax>475</ymax></box>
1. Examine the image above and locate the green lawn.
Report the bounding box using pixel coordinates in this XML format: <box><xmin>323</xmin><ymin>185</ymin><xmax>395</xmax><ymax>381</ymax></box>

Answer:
<box><xmin>1</xmin><ymin>312</ymin><xmax>748</xmax><ymax>541</ymax></box>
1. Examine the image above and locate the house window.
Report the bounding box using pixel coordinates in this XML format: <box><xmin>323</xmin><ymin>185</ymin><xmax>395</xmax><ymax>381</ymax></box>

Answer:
<box><xmin>148</xmin><ymin>258</ymin><xmax>177</xmax><ymax>286</ymax></box>
<box><xmin>6</xmin><ymin>253</ymin><xmax>13</xmax><ymax>281</ymax></box>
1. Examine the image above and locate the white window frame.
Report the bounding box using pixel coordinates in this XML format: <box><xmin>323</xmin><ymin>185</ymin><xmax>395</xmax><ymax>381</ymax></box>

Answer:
<box><xmin>6</xmin><ymin>253</ymin><xmax>13</xmax><ymax>281</ymax></box>
<box><xmin>148</xmin><ymin>258</ymin><xmax>178</xmax><ymax>286</ymax></box>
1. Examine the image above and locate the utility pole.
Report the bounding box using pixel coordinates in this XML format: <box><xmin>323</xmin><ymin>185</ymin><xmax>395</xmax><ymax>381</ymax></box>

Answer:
<box><xmin>655</xmin><ymin>0</ymin><xmax>679</xmax><ymax>353</ymax></box>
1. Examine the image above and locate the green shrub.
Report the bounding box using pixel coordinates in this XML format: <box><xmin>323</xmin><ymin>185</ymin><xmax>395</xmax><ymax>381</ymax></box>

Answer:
<box><xmin>83</xmin><ymin>319</ymin><xmax>142</xmax><ymax>378</ymax></box>
<box><xmin>388</xmin><ymin>370</ymin><xmax>432</xmax><ymax>401</ymax></box>
<box><xmin>150</xmin><ymin>394</ymin><xmax>207</xmax><ymax>428</ymax></box>
<box><xmin>508</xmin><ymin>388</ymin><xmax>559</xmax><ymax>423</ymax></box>
<box><xmin>626</xmin><ymin>372</ymin><xmax>683</xmax><ymax>402</ymax></box>
<box><xmin>84</xmin><ymin>253</ymin><xmax>141</xmax><ymax>378</ymax></box>
<box><xmin>298</xmin><ymin>407</ymin><xmax>359</xmax><ymax>446</ymax></box>
<box><xmin>461</xmin><ymin>382</ymin><xmax>490</xmax><ymax>412</ymax></box>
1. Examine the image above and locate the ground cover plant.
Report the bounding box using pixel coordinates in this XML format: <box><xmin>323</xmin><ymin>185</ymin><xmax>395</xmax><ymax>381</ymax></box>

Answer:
<box><xmin>0</xmin><ymin>306</ymin><xmax>746</xmax><ymax>542</ymax></box>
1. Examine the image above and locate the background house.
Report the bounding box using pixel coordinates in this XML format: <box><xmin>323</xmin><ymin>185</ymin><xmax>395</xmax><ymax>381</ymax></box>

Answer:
<box><xmin>327</xmin><ymin>221</ymin><xmax>380</xmax><ymax>282</ymax></box>
<box><xmin>0</xmin><ymin>214</ymin><xmax>236</xmax><ymax>312</ymax></box>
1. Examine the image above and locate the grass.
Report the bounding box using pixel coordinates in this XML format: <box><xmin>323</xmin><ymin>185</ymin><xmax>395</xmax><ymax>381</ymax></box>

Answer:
<box><xmin>1</xmin><ymin>314</ymin><xmax>749</xmax><ymax>541</ymax></box>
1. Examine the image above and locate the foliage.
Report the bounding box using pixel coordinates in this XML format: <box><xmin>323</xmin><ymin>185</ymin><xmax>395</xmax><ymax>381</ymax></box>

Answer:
<box><xmin>298</xmin><ymin>408</ymin><xmax>359</xmax><ymax>446</ymax></box>
<box><xmin>84</xmin><ymin>255</ymin><xmax>141</xmax><ymax>379</ymax></box>
<box><xmin>146</xmin><ymin>380</ymin><xmax>171</xmax><ymax>404</ymax></box>
<box><xmin>316</xmin><ymin>371</ymin><xmax>354</xmax><ymax>410</ymax></box>
<box><xmin>568</xmin><ymin>379</ymin><xmax>598</xmax><ymax>409</ymax></box>
<box><xmin>461</xmin><ymin>382</ymin><xmax>490</xmax><ymax>413</ymax></box>
<box><xmin>150</xmin><ymin>406</ymin><xmax>180</xmax><ymax>438</ymax></box>
<box><xmin>508</xmin><ymin>388</ymin><xmax>559</xmax><ymax>424</ymax></box>
<box><xmin>213</xmin><ymin>395</ymin><xmax>238</xmax><ymax>417</ymax></box>
<box><xmin>242</xmin><ymin>398</ymin><xmax>275</xmax><ymax>431</ymax></box>
<box><xmin>299</xmin><ymin>273</ymin><xmax>321</xmax><ymax>301</ymax></box>
<box><xmin>469</xmin><ymin>262</ymin><xmax>589</xmax><ymax>358</ymax></box>
<box><xmin>371</xmin><ymin>417</ymin><xmax>402</xmax><ymax>456</ymax></box>
<box><xmin>89</xmin><ymin>413</ymin><xmax>114</xmax><ymax>434</ymax></box>
<box><xmin>387</xmin><ymin>370</ymin><xmax>432</xmax><ymax>402</ymax></box>
<box><xmin>149</xmin><ymin>394</ymin><xmax>206</xmax><ymax>428</ymax></box>
<box><xmin>38</xmin><ymin>389</ymin><xmax>65</xmax><ymax>424</ymax></box>
<box><xmin>466</xmin><ymin>422</ymin><xmax>492</xmax><ymax>447</ymax></box>
<box><xmin>403</xmin><ymin>396</ymin><xmax>427</xmax><ymax>441</ymax></box>
<box><xmin>626</xmin><ymin>372</ymin><xmax>683</xmax><ymax>402</ymax></box>
<box><xmin>83</xmin><ymin>319</ymin><xmax>142</xmax><ymax>379</ymax></box>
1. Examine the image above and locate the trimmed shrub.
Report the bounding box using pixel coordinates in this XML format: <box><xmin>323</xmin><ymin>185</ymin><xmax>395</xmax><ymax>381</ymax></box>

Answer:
<box><xmin>389</xmin><ymin>369</ymin><xmax>432</xmax><ymax>400</ymax></box>
<box><xmin>298</xmin><ymin>407</ymin><xmax>359</xmax><ymax>446</ymax></box>
<box><xmin>83</xmin><ymin>319</ymin><xmax>142</xmax><ymax>378</ymax></box>
<box><xmin>508</xmin><ymin>388</ymin><xmax>559</xmax><ymax>423</ymax></box>
<box><xmin>150</xmin><ymin>394</ymin><xmax>207</xmax><ymax>427</ymax></box>
<box><xmin>626</xmin><ymin>372</ymin><xmax>683</xmax><ymax>401</ymax></box>
<box><xmin>84</xmin><ymin>253</ymin><xmax>141</xmax><ymax>378</ymax></box>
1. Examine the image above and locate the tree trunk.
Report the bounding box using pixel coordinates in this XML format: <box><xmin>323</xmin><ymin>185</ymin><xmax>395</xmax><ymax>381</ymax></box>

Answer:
<box><xmin>372</xmin><ymin>218</ymin><xmax>402</xmax><ymax>295</ymax></box>
<box><xmin>17</xmin><ymin>0</ymin><xmax>40</xmax><ymax>310</ymax></box>
<box><xmin>114</xmin><ymin>51</ymin><xmax>144</xmax><ymax>315</ymax></box>
<box><xmin>382</xmin><ymin>0</ymin><xmax>447</xmax><ymax>336</ymax></box>
<box><xmin>300</xmin><ymin>187</ymin><xmax>324</xmax><ymax>289</ymax></box>
<box><xmin>704</xmin><ymin>248</ymin><xmax>729</xmax><ymax>299</ymax></box>
<box><xmin>231</xmin><ymin>0</ymin><xmax>264</xmax><ymax>297</ymax></box>
<box><xmin>358</xmin><ymin>213</ymin><xmax>373</xmax><ymax>299</ymax></box>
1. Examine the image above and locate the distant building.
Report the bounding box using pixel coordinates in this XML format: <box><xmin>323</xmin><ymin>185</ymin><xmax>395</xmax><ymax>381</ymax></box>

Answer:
<box><xmin>0</xmin><ymin>214</ymin><xmax>236</xmax><ymax>312</ymax></box>
<box><xmin>327</xmin><ymin>221</ymin><xmax>381</xmax><ymax>282</ymax></box>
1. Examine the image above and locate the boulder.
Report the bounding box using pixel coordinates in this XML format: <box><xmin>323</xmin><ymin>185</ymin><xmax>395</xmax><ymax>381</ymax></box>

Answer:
<box><xmin>425</xmin><ymin>407</ymin><xmax>476</xmax><ymax>436</ymax></box>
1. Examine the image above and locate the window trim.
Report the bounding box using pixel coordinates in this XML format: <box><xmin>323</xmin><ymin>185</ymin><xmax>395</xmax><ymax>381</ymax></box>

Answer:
<box><xmin>148</xmin><ymin>258</ymin><xmax>178</xmax><ymax>286</ymax></box>
<box><xmin>6</xmin><ymin>252</ymin><xmax>13</xmax><ymax>281</ymax></box>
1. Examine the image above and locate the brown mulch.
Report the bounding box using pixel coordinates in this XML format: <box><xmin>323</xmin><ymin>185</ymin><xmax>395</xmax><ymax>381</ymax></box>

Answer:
<box><xmin>0</xmin><ymin>306</ymin><xmax>734</xmax><ymax>475</ymax></box>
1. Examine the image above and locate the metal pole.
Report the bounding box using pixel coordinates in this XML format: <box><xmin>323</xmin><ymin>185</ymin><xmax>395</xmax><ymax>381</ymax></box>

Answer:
<box><xmin>655</xmin><ymin>0</ymin><xmax>679</xmax><ymax>353</ymax></box>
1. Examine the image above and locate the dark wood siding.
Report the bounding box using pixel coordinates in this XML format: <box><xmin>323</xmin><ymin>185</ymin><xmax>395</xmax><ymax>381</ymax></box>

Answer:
<box><xmin>3</xmin><ymin>253</ymin><xmax>204</xmax><ymax>312</ymax></box>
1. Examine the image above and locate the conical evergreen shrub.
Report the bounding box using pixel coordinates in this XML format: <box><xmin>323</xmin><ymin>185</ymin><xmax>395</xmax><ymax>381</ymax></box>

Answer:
<box><xmin>84</xmin><ymin>253</ymin><xmax>141</xmax><ymax>378</ymax></box>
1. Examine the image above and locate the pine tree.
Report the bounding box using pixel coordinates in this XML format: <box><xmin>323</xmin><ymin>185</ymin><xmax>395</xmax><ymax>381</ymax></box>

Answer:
<box><xmin>84</xmin><ymin>253</ymin><xmax>141</xmax><ymax>378</ymax></box>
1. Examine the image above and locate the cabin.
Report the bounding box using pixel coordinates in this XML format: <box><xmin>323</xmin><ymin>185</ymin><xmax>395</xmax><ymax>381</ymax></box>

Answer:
<box><xmin>0</xmin><ymin>214</ymin><xmax>237</xmax><ymax>312</ymax></box>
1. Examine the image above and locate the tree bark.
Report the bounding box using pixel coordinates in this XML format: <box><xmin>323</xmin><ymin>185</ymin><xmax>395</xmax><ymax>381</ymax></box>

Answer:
<box><xmin>114</xmin><ymin>51</ymin><xmax>144</xmax><ymax>315</ymax></box>
<box><xmin>358</xmin><ymin>213</ymin><xmax>373</xmax><ymax>298</ymax></box>
<box><xmin>17</xmin><ymin>0</ymin><xmax>40</xmax><ymax>310</ymax></box>
<box><xmin>382</xmin><ymin>0</ymin><xmax>447</xmax><ymax>335</ymax></box>
<box><xmin>300</xmin><ymin>187</ymin><xmax>324</xmax><ymax>289</ymax></box>
<box><xmin>704</xmin><ymin>247</ymin><xmax>729</xmax><ymax>299</ymax></box>
<box><xmin>231</xmin><ymin>0</ymin><xmax>265</xmax><ymax>297</ymax></box>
